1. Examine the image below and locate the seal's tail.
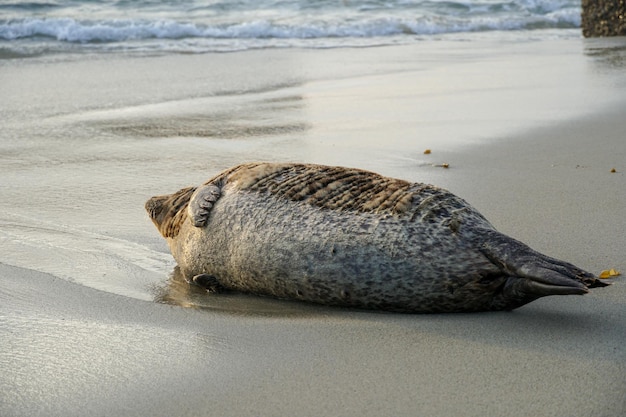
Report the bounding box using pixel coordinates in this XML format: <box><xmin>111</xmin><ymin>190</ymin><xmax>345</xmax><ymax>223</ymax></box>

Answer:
<box><xmin>476</xmin><ymin>229</ymin><xmax>609</xmax><ymax>310</ymax></box>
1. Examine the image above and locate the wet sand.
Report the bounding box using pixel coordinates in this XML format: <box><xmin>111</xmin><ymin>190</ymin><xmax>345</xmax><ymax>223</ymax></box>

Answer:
<box><xmin>1</xmin><ymin>35</ymin><xmax>625</xmax><ymax>416</ymax></box>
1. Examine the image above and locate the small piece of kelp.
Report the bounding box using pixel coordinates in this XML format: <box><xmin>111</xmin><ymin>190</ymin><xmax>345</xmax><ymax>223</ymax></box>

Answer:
<box><xmin>599</xmin><ymin>269</ymin><xmax>621</xmax><ymax>279</ymax></box>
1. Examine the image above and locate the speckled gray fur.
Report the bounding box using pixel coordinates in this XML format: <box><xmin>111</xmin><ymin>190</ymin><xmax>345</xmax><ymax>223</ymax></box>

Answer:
<box><xmin>146</xmin><ymin>162</ymin><xmax>608</xmax><ymax>313</ymax></box>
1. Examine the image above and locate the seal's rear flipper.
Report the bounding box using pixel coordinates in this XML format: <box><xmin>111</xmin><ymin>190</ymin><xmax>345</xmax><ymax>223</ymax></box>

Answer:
<box><xmin>490</xmin><ymin>276</ymin><xmax>586</xmax><ymax>311</ymax></box>
<box><xmin>477</xmin><ymin>229</ymin><xmax>609</xmax><ymax>309</ymax></box>
<box><xmin>188</xmin><ymin>184</ymin><xmax>222</xmax><ymax>227</ymax></box>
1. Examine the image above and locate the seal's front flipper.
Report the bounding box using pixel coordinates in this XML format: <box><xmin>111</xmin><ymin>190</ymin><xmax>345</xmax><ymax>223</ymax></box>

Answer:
<box><xmin>192</xmin><ymin>274</ymin><xmax>225</xmax><ymax>293</ymax></box>
<box><xmin>188</xmin><ymin>184</ymin><xmax>221</xmax><ymax>227</ymax></box>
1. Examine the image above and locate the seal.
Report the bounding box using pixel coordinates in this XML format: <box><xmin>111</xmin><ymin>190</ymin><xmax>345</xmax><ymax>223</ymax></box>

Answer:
<box><xmin>145</xmin><ymin>162</ymin><xmax>609</xmax><ymax>313</ymax></box>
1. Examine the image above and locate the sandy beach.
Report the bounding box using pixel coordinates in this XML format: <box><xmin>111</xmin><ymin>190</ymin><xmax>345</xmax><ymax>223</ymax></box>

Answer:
<box><xmin>1</xmin><ymin>34</ymin><xmax>625</xmax><ymax>416</ymax></box>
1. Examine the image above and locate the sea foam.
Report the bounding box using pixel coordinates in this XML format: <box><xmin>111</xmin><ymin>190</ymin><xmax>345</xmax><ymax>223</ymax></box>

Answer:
<box><xmin>1</xmin><ymin>11</ymin><xmax>581</xmax><ymax>43</ymax></box>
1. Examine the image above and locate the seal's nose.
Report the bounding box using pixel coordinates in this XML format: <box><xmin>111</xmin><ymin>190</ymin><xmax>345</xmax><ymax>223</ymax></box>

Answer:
<box><xmin>145</xmin><ymin>195</ymin><xmax>167</xmax><ymax>225</ymax></box>
<box><xmin>145</xmin><ymin>186</ymin><xmax>197</xmax><ymax>238</ymax></box>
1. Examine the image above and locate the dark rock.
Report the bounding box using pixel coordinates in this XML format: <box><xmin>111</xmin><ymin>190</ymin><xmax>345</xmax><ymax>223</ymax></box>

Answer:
<box><xmin>582</xmin><ymin>0</ymin><xmax>626</xmax><ymax>37</ymax></box>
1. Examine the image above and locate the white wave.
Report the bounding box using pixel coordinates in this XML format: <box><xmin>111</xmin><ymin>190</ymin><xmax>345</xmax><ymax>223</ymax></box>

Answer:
<box><xmin>0</xmin><ymin>11</ymin><xmax>581</xmax><ymax>44</ymax></box>
<box><xmin>0</xmin><ymin>18</ymin><xmax>202</xmax><ymax>42</ymax></box>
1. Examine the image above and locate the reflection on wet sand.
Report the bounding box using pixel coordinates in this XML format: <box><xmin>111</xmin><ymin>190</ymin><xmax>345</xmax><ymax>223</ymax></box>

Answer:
<box><xmin>93</xmin><ymin>93</ymin><xmax>309</xmax><ymax>139</ymax></box>
<box><xmin>108</xmin><ymin>116</ymin><xmax>309</xmax><ymax>139</ymax></box>
<box><xmin>154</xmin><ymin>266</ymin><xmax>326</xmax><ymax>317</ymax></box>
<box><xmin>584</xmin><ymin>36</ymin><xmax>626</xmax><ymax>70</ymax></box>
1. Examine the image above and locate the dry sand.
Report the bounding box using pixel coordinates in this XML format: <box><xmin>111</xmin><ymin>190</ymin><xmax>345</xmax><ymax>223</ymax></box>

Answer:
<box><xmin>1</xmin><ymin>35</ymin><xmax>625</xmax><ymax>416</ymax></box>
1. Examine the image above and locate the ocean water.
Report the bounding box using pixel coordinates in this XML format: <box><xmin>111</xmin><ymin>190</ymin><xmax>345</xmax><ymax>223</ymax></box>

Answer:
<box><xmin>1</xmin><ymin>0</ymin><xmax>582</xmax><ymax>56</ymax></box>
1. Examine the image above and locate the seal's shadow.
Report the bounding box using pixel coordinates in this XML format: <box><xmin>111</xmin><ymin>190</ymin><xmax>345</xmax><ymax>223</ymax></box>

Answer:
<box><xmin>153</xmin><ymin>266</ymin><xmax>620</xmax><ymax>328</ymax></box>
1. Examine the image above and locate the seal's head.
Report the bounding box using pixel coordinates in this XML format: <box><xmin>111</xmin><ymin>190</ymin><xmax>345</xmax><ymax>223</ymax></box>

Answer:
<box><xmin>145</xmin><ymin>186</ymin><xmax>196</xmax><ymax>238</ymax></box>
